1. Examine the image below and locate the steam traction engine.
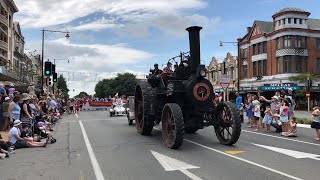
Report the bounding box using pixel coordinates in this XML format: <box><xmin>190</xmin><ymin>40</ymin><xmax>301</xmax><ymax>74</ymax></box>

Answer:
<box><xmin>134</xmin><ymin>26</ymin><xmax>241</xmax><ymax>149</ymax></box>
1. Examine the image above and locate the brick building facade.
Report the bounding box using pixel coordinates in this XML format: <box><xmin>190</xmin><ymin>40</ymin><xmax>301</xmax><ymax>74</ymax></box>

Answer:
<box><xmin>238</xmin><ymin>8</ymin><xmax>320</xmax><ymax>96</ymax></box>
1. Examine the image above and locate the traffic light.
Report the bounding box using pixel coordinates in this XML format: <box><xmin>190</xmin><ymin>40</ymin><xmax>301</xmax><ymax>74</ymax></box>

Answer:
<box><xmin>53</xmin><ymin>73</ymin><xmax>58</xmax><ymax>82</ymax></box>
<box><xmin>52</xmin><ymin>64</ymin><xmax>56</xmax><ymax>74</ymax></box>
<box><xmin>46</xmin><ymin>77</ymin><xmax>52</xmax><ymax>86</ymax></box>
<box><xmin>44</xmin><ymin>61</ymin><xmax>52</xmax><ymax>76</ymax></box>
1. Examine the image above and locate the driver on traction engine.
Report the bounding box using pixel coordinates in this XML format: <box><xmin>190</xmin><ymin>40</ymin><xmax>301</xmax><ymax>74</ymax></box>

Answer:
<box><xmin>152</xmin><ymin>63</ymin><xmax>162</xmax><ymax>75</ymax></box>
<box><xmin>163</xmin><ymin>62</ymin><xmax>173</xmax><ymax>73</ymax></box>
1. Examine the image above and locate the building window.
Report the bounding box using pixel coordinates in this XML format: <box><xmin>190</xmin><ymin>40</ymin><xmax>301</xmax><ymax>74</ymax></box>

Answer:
<box><xmin>317</xmin><ymin>58</ymin><xmax>320</xmax><ymax>74</ymax></box>
<box><xmin>276</xmin><ymin>38</ymin><xmax>280</xmax><ymax>49</ymax></box>
<box><xmin>243</xmin><ymin>48</ymin><xmax>248</xmax><ymax>58</ymax></box>
<box><xmin>231</xmin><ymin>67</ymin><xmax>234</xmax><ymax>79</ymax></box>
<box><xmin>299</xmin><ymin>19</ymin><xmax>303</xmax><ymax>24</ymax></box>
<box><xmin>258</xmin><ymin>43</ymin><xmax>261</xmax><ymax>54</ymax></box>
<box><xmin>253</xmin><ymin>62</ymin><xmax>257</xmax><ymax>76</ymax></box>
<box><xmin>258</xmin><ymin>61</ymin><xmax>262</xmax><ymax>76</ymax></box>
<box><xmin>263</xmin><ymin>60</ymin><xmax>267</xmax><ymax>75</ymax></box>
<box><xmin>276</xmin><ymin>57</ymin><xmax>281</xmax><ymax>73</ymax></box>
<box><xmin>284</xmin><ymin>56</ymin><xmax>291</xmax><ymax>73</ymax></box>
<box><xmin>296</xmin><ymin>36</ymin><xmax>301</xmax><ymax>48</ymax></box>
<box><xmin>263</xmin><ymin>42</ymin><xmax>267</xmax><ymax>53</ymax></box>
<box><xmin>253</xmin><ymin>44</ymin><xmax>256</xmax><ymax>55</ymax></box>
<box><xmin>243</xmin><ymin>65</ymin><xmax>248</xmax><ymax>78</ymax></box>
<box><xmin>278</xmin><ymin>20</ymin><xmax>281</xmax><ymax>26</ymax></box>
<box><xmin>283</xmin><ymin>19</ymin><xmax>286</xmax><ymax>25</ymax></box>
<box><xmin>284</xmin><ymin>36</ymin><xmax>291</xmax><ymax>48</ymax></box>
<box><xmin>316</xmin><ymin>38</ymin><xmax>320</xmax><ymax>49</ymax></box>
<box><xmin>296</xmin><ymin>56</ymin><xmax>302</xmax><ymax>72</ymax></box>
<box><xmin>288</xmin><ymin>18</ymin><xmax>291</xmax><ymax>24</ymax></box>
<box><xmin>294</xmin><ymin>18</ymin><xmax>297</xmax><ymax>24</ymax></box>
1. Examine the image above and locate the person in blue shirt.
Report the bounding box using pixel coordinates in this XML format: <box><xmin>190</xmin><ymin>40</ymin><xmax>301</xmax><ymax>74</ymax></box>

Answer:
<box><xmin>235</xmin><ymin>91</ymin><xmax>242</xmax><ymax>109</ymax></box>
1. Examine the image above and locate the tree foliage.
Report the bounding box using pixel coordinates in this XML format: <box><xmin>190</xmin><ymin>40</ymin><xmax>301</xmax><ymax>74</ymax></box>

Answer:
<box><xmin>75</xmin><ymin>91</ymin><xmax>89</xmax><ymax>98</ymax></box>
<box><xmin>94</xmin><ymin>73</ymin><xmax>138</xmax><ymax>98</ymax></box>
<box><xmin>289</xmin><ymin>73</ymin><xmax>320</xmax><ymax>85</ymax></box>
<box><xmin>57</xmin><ymin>75</ymin><xmax>69</xmax><ymax>99</ymax></box>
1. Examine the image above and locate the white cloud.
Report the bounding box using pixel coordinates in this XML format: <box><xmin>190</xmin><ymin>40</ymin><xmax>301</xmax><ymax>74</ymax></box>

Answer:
<box><xmin>15</xmin><ymin>0</ymin><xmax>207</xmax><ymax>28</ymax></box>
<box><xmin>69</xmin><ymin>17</ymin><xmax>123</xmax><ymax>31</ymax></box>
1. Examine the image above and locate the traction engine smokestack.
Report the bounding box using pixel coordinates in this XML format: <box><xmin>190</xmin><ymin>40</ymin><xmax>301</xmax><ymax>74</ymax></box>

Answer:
<box><xmin>186</xmin><ymin>26</ymin><xmax>202</xmax><ymax>74</ymax></box>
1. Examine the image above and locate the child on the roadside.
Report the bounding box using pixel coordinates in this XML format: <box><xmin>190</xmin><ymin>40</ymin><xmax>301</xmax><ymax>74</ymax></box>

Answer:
<box><xmin>311</xmin><ymin>106</ymin><xmax>320</xmax><ymax>141</ymax></box>
<box><xmin>246</xmin><ymin>98</ymin><xmax>254</xmax><ymax>128</ymax></box>
<box><xmin>252</xmin><ymin>95</ymin><xmax>261</xmax><ymax>131</ymax></box>
<box><xmin>263</xmin><ymin>106</ymin><xmax>272</xmax><ymax>132</ymax></box>
<box><xmin>282</xmin><ymin>116</ymin><xmax>297</xmax><ymax>137</ymax></box>
<box><xmin>239</xmin><ymin>103</ymin><xmax>244</xmax><ymax>123</ymax></box>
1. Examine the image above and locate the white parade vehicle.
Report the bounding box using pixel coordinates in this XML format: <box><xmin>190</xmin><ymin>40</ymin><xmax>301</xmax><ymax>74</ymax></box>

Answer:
<box><xmin>109</xmin><ymin>99</ymin><xmax>127</xmax><ymax>116</ymax></box>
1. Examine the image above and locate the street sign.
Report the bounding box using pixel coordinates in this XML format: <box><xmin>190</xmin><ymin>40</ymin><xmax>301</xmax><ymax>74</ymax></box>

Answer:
<box><xmin>151</xmin><ymin>150</ymin><xmax>202</xmax><ymax>180</ymax></box>
<box><xmin>306</xmin><ymin>93</ymin><xmax>310</xmax><ymax>97</ymax></box>
<box><xmin>220</xmin><ymin>74</ymin><xmax>230</xmax><ymax>91</ymax></box>
<box><xmin>220</xmin><ymin>83</ymin><xmax>229</xmax><ymax>91</ymax></box>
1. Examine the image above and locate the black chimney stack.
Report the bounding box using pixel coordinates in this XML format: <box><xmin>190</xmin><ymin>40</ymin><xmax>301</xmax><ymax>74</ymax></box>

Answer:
<box><xmin>186</xmin><ymin>26</ymin><xmax>202</xmax><ymax>73</ymax></box>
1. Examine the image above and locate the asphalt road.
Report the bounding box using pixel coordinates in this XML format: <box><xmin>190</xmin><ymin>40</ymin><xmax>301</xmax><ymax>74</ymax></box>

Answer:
<box><xmin>1</xmin><ymin>111</ymin><xmax>319</xmax><ymax>180</ymax></box>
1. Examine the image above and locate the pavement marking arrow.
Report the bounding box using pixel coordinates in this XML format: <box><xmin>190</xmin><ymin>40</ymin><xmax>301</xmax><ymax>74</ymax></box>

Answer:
<box><xmin>225</xmin><ymin>151</ymin><xmax>244</xmax><ymax>155</ymax></box>
<box><xmin>150</xmin><ymin>150</ymin><xmax>202</xmax><ymax>180</ymax></box>
<box><xmin>253</xmin><ymin>143</ymin><xmax>320</xmax><ymax>160</ymax></box>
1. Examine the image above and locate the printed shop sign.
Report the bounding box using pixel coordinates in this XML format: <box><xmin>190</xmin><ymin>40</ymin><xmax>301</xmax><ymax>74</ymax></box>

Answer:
<box><xmin>260</xmin><ymin>83</ymin><xmax>301</xmax><ymax>91</ymax></box>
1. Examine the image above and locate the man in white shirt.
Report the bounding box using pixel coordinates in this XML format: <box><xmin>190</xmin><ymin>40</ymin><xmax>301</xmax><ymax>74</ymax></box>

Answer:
<box><xmin>9</xmin><ymin>120</ymin><xmax>47</xmax><ymax>149</ymax></box>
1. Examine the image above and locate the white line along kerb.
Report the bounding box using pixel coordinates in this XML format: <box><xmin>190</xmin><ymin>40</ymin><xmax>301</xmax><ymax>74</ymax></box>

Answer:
<box><xmin>79</xmin><ymin>121</ymin><xmax>105</xmax><ymax>180</ymax></box>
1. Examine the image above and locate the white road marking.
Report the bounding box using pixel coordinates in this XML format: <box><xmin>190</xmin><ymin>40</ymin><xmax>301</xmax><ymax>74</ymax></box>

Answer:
<box><xmin>253</xmin><ymin>143</ymin><xmax>320</xmax><ymax>161</ymax></box>
<box><xmin>297</xmin><ymin>124</ymin><xmax>311</xmax><ymax>128</ymax></box>
<box><xmin>154</xmin><ymin>128</ymin><xmax>303</xmax><ymax>180</ymax></box>
<box><xmin>79</xmin><ymin>121</ymin><xmax>105</xmax><ymax>180</ymax></box>
<box><xmin>151</xmin><ymin>150</ymin><xmax>202</xmax><ymax>180</ymax></box>
<box><xmin>75</xmin><ymin>113</ymin><xmax>79</xmax><ymax>118</ymax></box>
<box><xmin>243</xmin><ymin>130</ymin><xmax>320</xmax><ymax>147</ymax></box>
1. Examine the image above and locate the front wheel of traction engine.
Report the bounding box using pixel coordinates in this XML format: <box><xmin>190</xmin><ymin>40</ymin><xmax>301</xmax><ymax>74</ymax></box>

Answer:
<box><xmin>214</xmin><ymin>101</ymin><xmax>241</xmax><ymax>145</ymax></box>
<box><xmin>134</xmin><ymin>82</ymin><xmax>154</xmax><ymax>135</ymax></box>
<box><xmin>161</xmin><ymin>103</ymin><xmax>184</xmax><ymax>149</ymax></box>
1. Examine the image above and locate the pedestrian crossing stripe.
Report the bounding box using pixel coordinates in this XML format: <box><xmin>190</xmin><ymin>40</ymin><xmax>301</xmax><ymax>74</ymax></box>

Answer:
<box><xmin>225</xmin><ymin>151</ymin><xmax>244</xmax><ymax>155</ymax></box>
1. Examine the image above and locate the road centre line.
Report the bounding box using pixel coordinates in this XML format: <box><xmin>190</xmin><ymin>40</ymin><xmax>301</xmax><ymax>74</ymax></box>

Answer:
<box><xmin>242</xmin><ymin>130</ymin><xmax>320</xmax><ymax>147</ymax></box>
<box><xmin>79</xmin><ymin>121</ymin><xmax>105</xmax><ymax>180</ymax></box>
<box><xmin>153</xmin><ymin>128</ymin><xmax>303</xmax><ymax>180</ymax></box>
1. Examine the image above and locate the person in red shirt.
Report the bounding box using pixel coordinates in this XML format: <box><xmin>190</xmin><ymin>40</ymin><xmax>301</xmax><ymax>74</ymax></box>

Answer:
<box><xmin>163</xmin><ymin>62</ymin><xmax>173</xmax><ymax>73</ymax></box>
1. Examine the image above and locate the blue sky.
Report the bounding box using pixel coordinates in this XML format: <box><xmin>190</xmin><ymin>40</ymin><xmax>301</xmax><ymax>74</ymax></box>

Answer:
<box><xmin>14</xmin><ymin>0</ymin><xmax>320</xmax><ymax>96</ymax></box>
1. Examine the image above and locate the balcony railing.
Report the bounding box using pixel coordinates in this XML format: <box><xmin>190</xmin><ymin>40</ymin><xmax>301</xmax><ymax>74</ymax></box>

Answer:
<box><xmin>276</xmin><ymin>48</ymin><xmax>308</xmax><ymax>57</ymax></box>
<box><xmin>0</xmin><ymin>14</ymin><xmax>8</xmax><ymax>27</ymax></box>
<box><xmin>0</xmin><ymin>40</ymin><xmax>8</xmax><ymax>50</ymax></box>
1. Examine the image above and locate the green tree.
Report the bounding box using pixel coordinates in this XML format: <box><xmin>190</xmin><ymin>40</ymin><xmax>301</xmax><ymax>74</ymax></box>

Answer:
<box><xmin>57</xmin><ymin>75</ymin><xmax>69</xmax><ymax>99</ymax></box>
<box><xmin>75</xmin><ymin>91</ymin><xmax>89</xmax><ymax>98</ymax></box>
<box><xmin>94</xmin><ymin>73</ymin><xmax>138</xmax><ymax>98</ymax></box>
<box><xmin>289</xmin><ymin>73</ymin><xmax>320</xmax><ymax>86</ymax></box>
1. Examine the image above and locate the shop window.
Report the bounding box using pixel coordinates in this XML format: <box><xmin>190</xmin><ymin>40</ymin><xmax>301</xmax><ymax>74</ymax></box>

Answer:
<box><xmin>317</xmin><ymin>58</ymin><xmax>320</xmax><ymax>74</ymax></box>
<box><xmin>276</xmin><ymin>57</ymin><xmax>281</xmax><ymax>73</ymax></box>
<box><xmin>316</xmin><ymin>38</ymin><xmax>320</xmax><ymax>49</ymax></box>
<box><xmin>284</xmin><ymin>36</ymin><xmax>291</xmax><ymax>48</ymax></box>
<box><xmin>295</xmin><ymin>36</ymin><xmax>301</xmax><ymax>48</ymax></box>
<box><xmin>284</xmin><ymin>56</ymin><xmax>291</xmax><ymax>73</ymax></box>
<box><xmin>296</xmin><ymin>56</ymin><xmax>302</xmax><ymax>72</ymax></box>
<box><xmin>276</xmin><ymin>38</ymin><xmax>281</xmax><ymax>49</ymax></box>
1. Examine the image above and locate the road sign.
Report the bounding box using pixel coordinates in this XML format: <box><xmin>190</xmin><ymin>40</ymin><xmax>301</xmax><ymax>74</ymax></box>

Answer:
<box><xmin>151</xmin><ymin>150</ymin><xmax>202</xmax><ymax>180</ymax></box>
<box><xmin>220</xmin><ymin>74</ymin><xmax>230</xmax><ymax>91</ymax></box>
<box><xmin>253</xmin><ymin>143</ymin><xmax>320</xmax><ymax>160</ymax></box>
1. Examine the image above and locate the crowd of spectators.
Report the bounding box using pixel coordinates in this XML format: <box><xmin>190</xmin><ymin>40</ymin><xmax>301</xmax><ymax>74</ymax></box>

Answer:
<box><xmin>0</xmin><ymin>83</ymin><xmax>61</xmax><ymax>159</ymax></box>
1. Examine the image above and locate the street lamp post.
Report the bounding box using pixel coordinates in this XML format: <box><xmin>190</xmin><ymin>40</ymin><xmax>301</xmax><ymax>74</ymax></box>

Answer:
<box><xmin>219</xmin><ymin>41</ymin><xmax>240</xmax><ymax>92</ymax></box>
<box><xmin>41</xmin><ymin>29</ymin><xmax>70</xmax><ymax>95</ymax></box>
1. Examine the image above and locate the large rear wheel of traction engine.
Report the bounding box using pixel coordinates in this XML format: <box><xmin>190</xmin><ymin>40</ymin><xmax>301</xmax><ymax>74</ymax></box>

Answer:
<box><xmin>134</xmin><ymin>82</ymin><xmax>154</xmax><ymax>135</ymax></box>
<box><xmin>214</xmin><ymin>101</ymin><xmax>241</xmax><ymax>145</ymax></box>
<box><xmin>161</xmin><ymin>103</ymin><xmax>184</xmax><ymax>149</ymax></box>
